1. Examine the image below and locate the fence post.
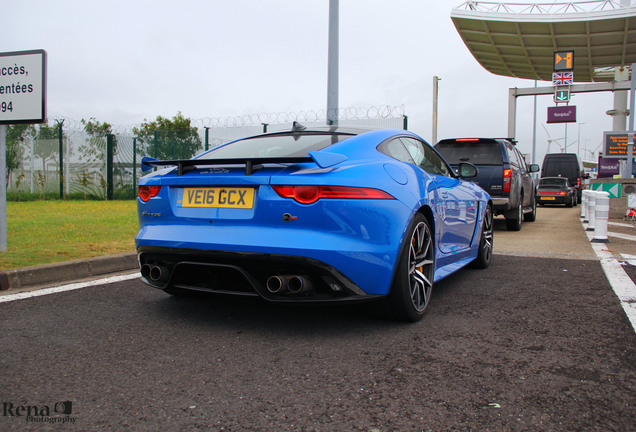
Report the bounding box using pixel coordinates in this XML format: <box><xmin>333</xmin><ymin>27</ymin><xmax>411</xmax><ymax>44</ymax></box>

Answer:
<box><xmin>106</xmin><ymin>134</ymin><xmax>114</xmax><ymax>200</ymax></box>
<box><xmin>132</xmin><ymin>137</ymin><xmax>137</xmax><ymax>194</ymax></box>
<box><xmin>204</xmin><ymin>127</ymin><xmax>210</xmax><ymax>151</ymax></box>
<box><xmin>403</xmin><ymin>115</ymin><xmax>408</xmax><ymax>130</ymax></box>
<box><xmin>57</xmin><ymin>120</ymin><xmax>64</xmax><ymax>199</ymax></box>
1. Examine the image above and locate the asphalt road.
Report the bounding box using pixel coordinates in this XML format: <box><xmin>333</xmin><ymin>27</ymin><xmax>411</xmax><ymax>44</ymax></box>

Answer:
<box><xmin>1</xmin><ymin>207</ymin><xmax>635</xmax><ymax>431</ymax></box>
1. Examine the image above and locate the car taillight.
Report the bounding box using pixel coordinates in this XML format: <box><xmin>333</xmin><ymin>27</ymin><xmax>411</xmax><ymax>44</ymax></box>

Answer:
<box><xmin>272</xmin><ymin>185</ymin><xmax>394</xmax><ymax>205</ymax></box>
<box><xmin>138</xmin><ymin>185</ymin><xmax>161</xmax><ymax>202</ymax></box>
<box><xmin>503</xmin><ymin>169</ymin><xmax>512</xmax><ymax>193</ymax></box>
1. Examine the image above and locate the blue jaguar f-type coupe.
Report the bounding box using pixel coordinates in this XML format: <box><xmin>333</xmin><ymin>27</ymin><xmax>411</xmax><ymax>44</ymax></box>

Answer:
<box><xmin>136</xmin><ymin>124</ymin><xmax>493</xmax><ymax>321</ymax></box>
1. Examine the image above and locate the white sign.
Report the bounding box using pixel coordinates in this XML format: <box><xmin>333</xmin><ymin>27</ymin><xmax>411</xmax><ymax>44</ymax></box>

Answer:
<box><xmin>0</xmin><ymin>49</ymin><xmax>47</xmax><ymax>124</ymax></box>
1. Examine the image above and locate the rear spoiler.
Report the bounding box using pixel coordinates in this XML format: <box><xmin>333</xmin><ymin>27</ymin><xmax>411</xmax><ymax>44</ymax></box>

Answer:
<box><xmin>141</xmin><ymin>150</ymin><xmax>347</xmax><ymax>176</ymax></box>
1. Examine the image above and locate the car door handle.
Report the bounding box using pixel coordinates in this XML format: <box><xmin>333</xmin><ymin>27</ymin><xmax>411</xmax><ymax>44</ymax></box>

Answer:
<box><xmin>441</xmin><ymin>192</ymin><xmax>449</xmax><ymax>198</ymax></box>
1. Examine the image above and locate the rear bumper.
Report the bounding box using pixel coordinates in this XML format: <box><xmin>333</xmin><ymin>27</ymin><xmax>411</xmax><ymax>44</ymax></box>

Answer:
<box><xmin>137</xmin><ymin>246</ymin><xmax>383</xmax><ymax>303</ymax></box>
<box><xmin>491</xmin><ymin>197</ymin><xmax>511</xmax><ymax>213</ymax></box>
<box><xmin>537</xmin><ymin>195</ymin><xmax>570</xmax><ymax>205</ymax></box>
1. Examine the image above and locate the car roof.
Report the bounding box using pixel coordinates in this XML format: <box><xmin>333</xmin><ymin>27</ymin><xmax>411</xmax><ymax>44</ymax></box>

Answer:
<box><xmin>437</xmin><ymin>137</ymin><xmax>517</xmax><ymax>146</ymax></box>
<box><xmin>539</xmin><ymin>176</ymin><xmax>569</xmax><ymax>182</ymax></box>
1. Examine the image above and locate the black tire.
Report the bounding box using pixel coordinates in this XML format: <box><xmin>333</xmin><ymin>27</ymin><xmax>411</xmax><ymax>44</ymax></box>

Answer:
<box><xmin>505</xmin><ymin>202</ymin><xmax>522</xmax><ymax>231</ymax></box>
<box><xmin>386</xmin><ymin>213</ymin><xmax>435</xmax><ymax>322</ymax></box>
<box><xmin>566</xmin><ymin>197</ymin><xmax>573</xmax><ymax>208</ymax></box>
<box><xmin>524</xmin><ymin>195</ymin><xmax>537</xmax><ymax>222</ymax></box>
<box><xmin>471</xmin><ymin>204</ymin><xmax>493</xmax><ymax>269</ymax></box>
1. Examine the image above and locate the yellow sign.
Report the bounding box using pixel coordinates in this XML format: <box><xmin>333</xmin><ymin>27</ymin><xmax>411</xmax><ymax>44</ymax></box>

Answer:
<box><xmin>180</xmin><ymin>187</ymin><xmax>255</xmax><ymax>209</ymax></box>
<box><xmin>554</xmin><ymin>51</ymin><xmax>574</xmax><ymax>71</ymax></box>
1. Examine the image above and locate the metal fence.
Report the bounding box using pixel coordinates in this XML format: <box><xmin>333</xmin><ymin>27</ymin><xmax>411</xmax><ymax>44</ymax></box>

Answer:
<box><xmin>5</xmin><ymin>106</ymin><xmax>407</xmax><ymax>199</ymax></box>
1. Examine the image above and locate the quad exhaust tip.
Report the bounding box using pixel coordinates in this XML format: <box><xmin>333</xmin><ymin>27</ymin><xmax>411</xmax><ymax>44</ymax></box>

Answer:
<box><xmin>266</xmin><ymin>275</ymin><xmax>313</xmax><ymax>295</ymax></box>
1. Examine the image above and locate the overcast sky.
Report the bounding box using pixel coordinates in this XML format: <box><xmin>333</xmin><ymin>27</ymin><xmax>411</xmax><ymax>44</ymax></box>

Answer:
<box><xmin>2</xmin><ymin>0</ymin><xmax>622</xmax><ymax>164</ymax></box>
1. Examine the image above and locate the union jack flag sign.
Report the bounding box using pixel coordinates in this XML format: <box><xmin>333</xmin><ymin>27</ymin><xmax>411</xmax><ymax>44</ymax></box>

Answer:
<box><xmin>552</xmin><ymin>72</ymin><xmax>573</xmax><ymax>85</ymax></box>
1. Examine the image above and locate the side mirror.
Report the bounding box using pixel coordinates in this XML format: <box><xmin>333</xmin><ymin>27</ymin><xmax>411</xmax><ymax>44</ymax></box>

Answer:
<box><xmin>529</xmin><ymin>164</ymin><xmax>540</xmax><ymax>173</ymax></box>
<box><xmin>457</xmin><ymin>162</ymin><xmax>479</xmax><ymax>179</ymax></box>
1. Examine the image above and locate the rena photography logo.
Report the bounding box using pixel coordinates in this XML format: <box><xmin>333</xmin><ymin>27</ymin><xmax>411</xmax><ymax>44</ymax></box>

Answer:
<box><xmin>2</xmin><ymin>400</ymin><xmax>77</xmax><ymax>424</ymax></box>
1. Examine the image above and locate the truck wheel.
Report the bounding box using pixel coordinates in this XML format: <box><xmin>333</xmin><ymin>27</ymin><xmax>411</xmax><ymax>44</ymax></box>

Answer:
<box><xmin>505</xmin><ymin>202</ymin><xmax>522</xmax><ymax>231</ymax></box>
<box><xmin>524</xmin><ymin>196</ymin><xmax>537</xmax><ymax>222</ymax></box>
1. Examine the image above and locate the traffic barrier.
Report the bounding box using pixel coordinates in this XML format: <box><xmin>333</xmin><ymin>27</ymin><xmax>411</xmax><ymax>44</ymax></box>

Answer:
<box><xmin>592</xmin><ymin>191</ymin><xmax>610</xmax><ymax>243</ymax></box>
<box><xmin>581</xmin><ymin>189</ymin><xmax>590</xmax><ymax>220</ymax></box>
<box><xmin>586</xmin><ymin>191</ymin><xmax>597</xmax><ymax>231</ymax></box>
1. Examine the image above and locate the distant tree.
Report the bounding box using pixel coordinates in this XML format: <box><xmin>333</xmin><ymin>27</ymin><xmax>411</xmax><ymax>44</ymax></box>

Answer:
<box><xmin>80</xmin><ymin>117</ymin><xmax>116</xmax><ymax>163</ymax></box>
<box><xmin>5</xmin><ymin>124</ymin><xmax>35</xmax><ymax>187</ymax></box>
<box><xmin>133</xmin><ymin>112</ymin><xmax>201</xmax><ymax>160</ymax></box>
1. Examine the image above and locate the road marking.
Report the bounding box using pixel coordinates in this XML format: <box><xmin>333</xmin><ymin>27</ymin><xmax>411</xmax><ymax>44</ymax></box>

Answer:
<box><xmin>584</xmin><ymin>228</ymin><xmax>636</xmax><ymax>332</ymax></box>
<box><xmin>621</xmin><ymin>253</ymin><xmax>636</xmax><ymax>267</ymax></box>
<box><xmin>0</xmin><ymin>272</ymin><xmax>139</xmax><ymax>304</ymax></box>
<box><xmin>608</xmin><ymin>231</ymin><xmax>636</xmax><ymax>242</ymax></box>
<box><xmin>608</xmin><ymin>222</ymin><xmax>635</xmax><ymax>228</ymax></box>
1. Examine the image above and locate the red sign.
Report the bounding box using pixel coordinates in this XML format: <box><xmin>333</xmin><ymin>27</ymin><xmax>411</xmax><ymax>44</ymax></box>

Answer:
<box><xmin>547</xmin><ymin>106</ymin><xmax>576</xmax><ymax>123</ymax></box>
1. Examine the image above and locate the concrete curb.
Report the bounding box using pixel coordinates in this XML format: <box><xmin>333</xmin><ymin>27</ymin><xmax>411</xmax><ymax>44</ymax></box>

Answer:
<box><xmin>0</xmin><ymin>252</ymin><xmax>139</xmax><ymax>291</ymax></box>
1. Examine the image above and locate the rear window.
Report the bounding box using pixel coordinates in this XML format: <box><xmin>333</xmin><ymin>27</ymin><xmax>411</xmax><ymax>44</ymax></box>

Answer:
<box><xmin>542</xmin><ymin>159</ymin><xmax>579</xmax><ymax>178</ymax></box>
<box><xmin>435</xmin><ymin>141</ymin><xmax>503</xmax><ymax>165</ymax></box>
<box><xmin>197</xmin><ymin>132</ymin><xmax>353</xmax><ymax>160</ymax></box>
<box><xmin>539</xmin><ymin>178</ymin><xmax>567</xmax><ymax>186</ymax></box>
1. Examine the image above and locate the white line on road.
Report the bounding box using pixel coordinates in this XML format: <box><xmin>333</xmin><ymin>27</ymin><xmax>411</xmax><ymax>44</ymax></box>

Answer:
<box><xmin>584</xmin><ymin>229</ymin><xmax>636</xmax><ymax>332</ymax></box>
<box><xmin>0</xmin><ymin>272</ymin><xmax>139</xmax><ymax>304</ymax></box>
<box><xmin>608</xmin><ymin>221</ymin><xmax>635</xmax><ymax>228</ymax></box>
<box><xmin>608</xmin><ymin>231</ymin><xmax>636</xmax><ymax>242</ymax></box>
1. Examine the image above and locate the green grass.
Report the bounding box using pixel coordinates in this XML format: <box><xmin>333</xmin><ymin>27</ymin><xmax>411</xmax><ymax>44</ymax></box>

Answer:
<box><xmin>0</xmin><ymin>200</ymin><xmax>139</xmax><ymax>270</ymax></box>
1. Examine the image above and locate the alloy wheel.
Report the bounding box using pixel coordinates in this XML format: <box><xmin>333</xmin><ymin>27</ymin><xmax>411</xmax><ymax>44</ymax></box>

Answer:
<box><xmin>408</xmin><ymin>221</ymin><xmax>434</xmax><ymax>312</ymax></box>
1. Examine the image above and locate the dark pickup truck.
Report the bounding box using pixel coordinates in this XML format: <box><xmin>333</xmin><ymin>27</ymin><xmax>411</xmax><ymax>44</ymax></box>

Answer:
<box><xmin>435</xmin><ymin>138</ymin><xmax>540</xmax><ymax>231</ymax></box>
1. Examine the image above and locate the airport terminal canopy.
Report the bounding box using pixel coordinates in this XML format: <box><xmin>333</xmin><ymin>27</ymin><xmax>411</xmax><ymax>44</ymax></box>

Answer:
<box><xmin>451</xmin><ymin>0</ymin><xmax>636</xmax><ymax>82</ymax></box>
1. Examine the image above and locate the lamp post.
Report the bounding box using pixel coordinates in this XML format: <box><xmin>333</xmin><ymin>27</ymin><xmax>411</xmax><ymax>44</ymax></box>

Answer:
<box><xmin>577</xmin><ymin>122</ymin><xmax>585</xmax><ymax>156</ymax></box>
<box><xmin>327</xmin><ymin>0</ymin><xmax>338</xmax><ymax>125</ymax></box>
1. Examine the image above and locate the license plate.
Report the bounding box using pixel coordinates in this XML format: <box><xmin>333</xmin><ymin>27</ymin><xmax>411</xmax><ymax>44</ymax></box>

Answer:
<box><xmin>540</xmin><ymin>196</ymin><xmax>555</xmax><ymax>201</ymax></box>
<box><xmin>180</xmin><ymin>187</ymin><xmax>254</xmax><ymax>208</ymax></box>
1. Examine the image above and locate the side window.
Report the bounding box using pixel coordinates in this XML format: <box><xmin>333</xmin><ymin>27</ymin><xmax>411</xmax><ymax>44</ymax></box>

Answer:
<box><xmin>401</xmin><ymin>138</ymin><xmax>452</xmax><ymax>177</ymax></box>
<box><xmin>506</xmin><ymin>143</ymin><xmax>520</xmax><ymax>168</ymax></box>
<box><xmin>379</xmin><ymin>138</ymin><xmax>414</xmax><ymax>163</ymax></box>
<box><xmin>515</xmin><ymin>149</ymin><xmax>528</xmax><ymax>173</ymax></box>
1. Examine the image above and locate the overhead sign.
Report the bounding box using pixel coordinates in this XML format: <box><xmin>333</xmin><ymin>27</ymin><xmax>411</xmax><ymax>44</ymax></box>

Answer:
<box><xmin>553</xmin><ymin>50</ymin><xmax>574</xmax><ymax>71</ymax></box>
<box><xmin>602</xmin><ymin>131</ymin><xmax>635</xmax><ymax>158</ymax></box>
<box><xmin>597</xmin><ymin>157</ymin><xmax>621</xmax><ymax>178</ymax></box>
<box><xmin>552</xmin><ymin>72</ymin><xmax>573</xmax><ymax>85</ymax></box>
<box><xmin>0</xmin><ymin>49</ymin><xmax>47</xmax><ymax>125</ymax></box>
<box><xmin>547</xmin><ymin>105</ymin><xmax>576</xmax><ymax>123</ymax></box>
<box><xmin>554</xmin><ymin>87</ymin><xmax>570</xmax><ymax>103</ymax></box>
